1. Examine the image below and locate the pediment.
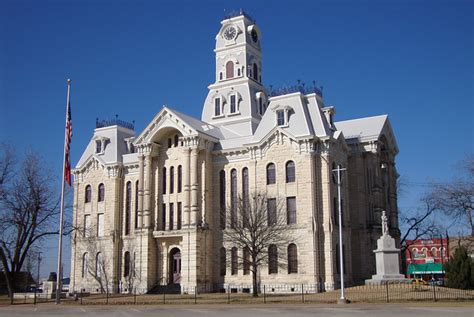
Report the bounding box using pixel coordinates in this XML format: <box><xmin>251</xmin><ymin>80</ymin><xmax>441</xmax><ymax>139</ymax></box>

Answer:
<box><xmin>134</xmin><ymin>107</ymin><xmax>201</xmax><ymax>145</ymax></box>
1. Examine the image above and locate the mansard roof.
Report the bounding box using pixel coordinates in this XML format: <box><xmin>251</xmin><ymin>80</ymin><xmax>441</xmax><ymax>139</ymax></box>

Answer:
<box><xmin>335</xmin><ymin>114</ymin><xmax>399</xmax><ymax>154</ymax></box>
<box><xmin>75</xmin><ymin>124</ymin><xmax>134</xmax><ymax>169</ymax></box>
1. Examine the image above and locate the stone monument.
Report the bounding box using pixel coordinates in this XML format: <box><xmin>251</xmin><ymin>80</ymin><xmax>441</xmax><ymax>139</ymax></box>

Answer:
<box><xmin>365</xmin><ymin>211</ymin><xmax>407</xmax><ymax>285</ymax></box>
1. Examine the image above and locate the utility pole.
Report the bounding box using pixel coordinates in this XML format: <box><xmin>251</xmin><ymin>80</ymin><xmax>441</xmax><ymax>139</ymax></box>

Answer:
<box><xmin>332</xmin><ymin>164</ymin><xmax>348</xmax><ymax>304</ymax></box>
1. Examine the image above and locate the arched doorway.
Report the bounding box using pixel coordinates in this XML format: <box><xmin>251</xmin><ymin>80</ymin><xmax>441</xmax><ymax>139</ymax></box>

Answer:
<box><xmin>169</xmin><ymin>248</ymin><xmax>181</xmax><ymax>284</ymax></box>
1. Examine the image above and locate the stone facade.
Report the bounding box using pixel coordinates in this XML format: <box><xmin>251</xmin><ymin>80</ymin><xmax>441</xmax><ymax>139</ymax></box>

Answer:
<box><xmin>70</xmin><ymin>12</ymin><xmax>400</xmax><ymax>294</ymax></box>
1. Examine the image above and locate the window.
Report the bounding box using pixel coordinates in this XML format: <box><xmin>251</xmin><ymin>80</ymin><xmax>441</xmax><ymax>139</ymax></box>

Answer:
<box><xmin>220</xmin><ymin>72</ymin><xmax>223</xmax><ymax>80</ymax></box>
<box><xmin>161</xmin><ymin>204</ymin><xmax>166</xmax><ymax>230</ymax></box>
<box><xmin>84</xmin><ymin>215</ymin><xmax>91</xmax><ymax>237</ymax></box>
<box><xmin>97</xmin><ymin>213</ymin><xmax>104</xmax><ymax>237</ymax></box>
<box><xmin>242</xmin><ymin>168</ymin><xmax>249</xmax><ymax>228</ymax></box>
<box><xmin>214</xmin><ymin>98</ymin><xmax>221</xmax><ymax>116</ymax></box>
<box><xmin>287</xmin><ymin>197</ymin><xmax>296</xmax><ymax>224</ymax></box>
<box><xmin>174</xmin><ymin>135</ymin><xmax>179</xmax><ymax>147</ymax></box>
<box><xmin>268</xmin><ymin>245</ymin><xmax>278</xmax><ymax>274</ymax></box>
<box><xmin>226</xmin><ymin>61</ymin><xmax>234</xmax><ymax>79</ymax></box>
<box><xmin>177</xmin><ymin>165</ymin><xmax>182</xmax><ymax>193</ymax></box>
<box><xmin>230</xmin><ymin>169</ymin><xmax>237</xmax><ymax>228</ymax></box>
<box><xmin>285</xmin><ymin>161</ymin><xmax>295</xmax><ymax>183</ymax></box>
<box><xmin>243</xmin><ymin>247</ymin><xmax>250</xmax><ymax>275</ymax></box>
<box><xmin>276</xmin><ymin>110</ymin><xmax>285</xmax><ymax>126</ymax></box>
<box><xmin>85</xmin><ymin>185</ymin><xmax>92</xmax><ymax>203</ymax></box>
<box><xmin>82</xmin><ymin>253</ymin><xmax>88</xmax><ymax>278</ymax></box>
<box><xmin>267</xmin><ymin>198</ymin><xmax>276</xmax><ymax>226</ymax></box>
<box><xmin>168</xmin><ymin>138</ymin><xmax>172</xmax><ymax>148</ymax></box>
<box><xmin>125</xmin><ymin>181</ymin><xmax>131</xmax><ymax>235</ymax></box>
<box><xmin>219</xmin><ymin>170</ymin><xmax>226</xmax><ymax>229</ymax></box>
<box><xmin>259</xmin><ymin>98</ymin><xmax>263</xmax><ymax>115</ymax></box>
<box><xmin>230</xmin><ymin>94</ymin><xmax>236</xmax><ymax>113</ymax></box>
<box><xmin>96</xmin><ymin>252</ymin><xmax>103</xmax><ymax>277</ymax></box>
<box><xmin>170</xmin><ymin>166</ymin><xmax>174</xmax><ymax>194</ymax></box>
<box><xmin>431</xmin><ymin>247</ymin><xmax>438</xmax><ymax>257</ymax></box>
<box><xmin>135</xmin><ymin>181</ymin><xmax>139</xmax><ymax>229</ymax></box>
<box><xmin>237</xmin><ymin>68</ymin><xmax>241</xmax><ymax>76</ymax></box>
<box><xmin>220</xmin><ymin>247</ymin><xmax>226</xmax><ymax>276</ymax></box>
<box><xmin>98</xmin><ymin>183</ymin><xmax>105</xmax><ymax>202</ymax></box>
<box><xmin>169</xmin><ymin>203</ymin><xmax>174</xmax><ymax>230</ymax></box>
<box><xmin>231</xmin><ymin>247</ymin><xmax>238</xmax><ymax>275</ymax></box>
<box><xmin>124</xmin><ymin>252</ymin><xmax>130</xmax><ymax>277</ymax></box>
<box><xmin>95</xmin><ymin>140</ymin><xmax>102</xmax><ymax>154</ymax></box>
<box><xmin>288</xmin><ymin>244</ymin><xmax>298</xmax><ymax>274</ymax></box>
<box><xmin>266</xmin><ymin>163</ymin><xmax>276</xmax><ymax>185</ymax></box>
<box><xmin>253</xmin><ymin>63</ymin><xmax>258</xmax><ymax>81</ymax></box>
<box><xmin>333</xmin><ymin>197</ymin><xmax>338</xmax><ymax>226</ymax></box>
<box><xmin>162</xmin><ymin>167</ymin><xmax>167</xmax><ymax>194</ymax></box>
<box><xmin>177</xmin><ymin>202</ymin><xmax>182</xmax><ymax>230</ymax></box>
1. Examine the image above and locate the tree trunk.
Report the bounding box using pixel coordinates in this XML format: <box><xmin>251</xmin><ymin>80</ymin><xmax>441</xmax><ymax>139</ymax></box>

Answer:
<box><xmin>251</xmin><ymin>262</ymin><xmax>258</xmax><ymax>297</ymax></box>
<box><xmin>5</xmin><ymin>271</ymin><xmax>15</xmax><ymax>304</ymax></box>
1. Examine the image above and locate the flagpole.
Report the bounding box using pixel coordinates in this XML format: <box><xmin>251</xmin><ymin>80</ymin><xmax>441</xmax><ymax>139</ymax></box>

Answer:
<box><xmin>56</xmin><ymin>79</ymin><xmax>71</xmax><ymax>304</ymax></box>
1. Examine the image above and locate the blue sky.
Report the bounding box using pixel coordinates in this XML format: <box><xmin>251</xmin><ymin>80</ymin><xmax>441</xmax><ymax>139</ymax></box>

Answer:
<box><xmin>1</xmin><ymin>0</ymin><xmax>473</xmax><ymax>278</ymax></box>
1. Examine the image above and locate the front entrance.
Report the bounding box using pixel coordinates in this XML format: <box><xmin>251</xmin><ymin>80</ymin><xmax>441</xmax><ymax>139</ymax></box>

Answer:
<box><xmin>169</xmin><ymin>248</ymin><xmax>181</xmax><ymax>284</ymax></box>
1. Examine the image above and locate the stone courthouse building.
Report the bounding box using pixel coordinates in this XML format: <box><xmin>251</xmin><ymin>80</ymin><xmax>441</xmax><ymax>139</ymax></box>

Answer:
<box><xmin>70</xmin><ymin>11</ymin><xmax>400</xmax><ymax>294</ymax></box>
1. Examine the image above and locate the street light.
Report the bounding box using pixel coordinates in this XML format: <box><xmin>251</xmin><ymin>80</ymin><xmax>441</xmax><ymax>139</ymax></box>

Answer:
<box><xmin>332</xmin><ymin>164</ymin><xmax>348</xmax><ymax>304</ymax></box>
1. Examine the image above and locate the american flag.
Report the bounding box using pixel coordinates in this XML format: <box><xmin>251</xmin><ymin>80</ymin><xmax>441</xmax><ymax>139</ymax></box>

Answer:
<box><xmin>64</xmin><ymin>84</ymin><xmax>72</xmax><ymax>186</ymax></box>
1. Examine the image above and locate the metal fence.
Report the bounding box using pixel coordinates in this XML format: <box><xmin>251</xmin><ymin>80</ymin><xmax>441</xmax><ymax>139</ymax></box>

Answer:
<box><xmin>4</xmin><ymin>282</ymin><xmax>474</xmax><ymax>305</ymax></box>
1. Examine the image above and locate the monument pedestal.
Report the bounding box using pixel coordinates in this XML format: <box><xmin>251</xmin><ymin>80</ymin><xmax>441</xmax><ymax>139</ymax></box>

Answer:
<box><xmin>365</xmin><ymin>234</ymin><xmax>408</xmax><ymax>285</ymax></box>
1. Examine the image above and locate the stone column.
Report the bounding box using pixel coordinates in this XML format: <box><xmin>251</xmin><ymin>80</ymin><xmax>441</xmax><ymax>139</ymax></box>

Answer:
<box><xmin>190</xmin><ymin>148</ymin><xmax>199</xmax><ymax>227</ymax></box>
<box><xmin>143</xmin><ymin>153</ymin><xmax>152</xmax><ymax>229</ymax></box>
<box><xmin>183</xmin><ymin>148</ymin><xmax>191</xmax><ymax>227</ymax></box>
<box><xmin>154</xmin><ymin>161</ymin><xmax>160</xmax><ymax>231</ymax></box>
<box><xmin>137</xmin><ymin>154</ymin><xmax>145</xmax><ymax>229</ymax></box>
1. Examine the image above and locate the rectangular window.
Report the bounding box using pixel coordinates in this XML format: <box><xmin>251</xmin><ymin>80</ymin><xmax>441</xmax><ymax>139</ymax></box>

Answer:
<box><xmin>84</xmin><ymin>215</ymin><xmax>91</xmax><ymax>237</ymax></box>
<box><xmin>214</xmin><ymin>98</ymin><xmax>221</xmax><ymax>116</ymax></box>
<box><xmin>287</xmin><ymin>197</ymin><xmax>296</xmax><ymax>224</ymax></box>
<box><xmin>277</xmin><ymin>110</ymin><xmax>285</xmax><ymax>126</ymax></box>
<box><xmin>177</xmin><ymin>202</ymin><xmax>182</xmax><ymax>230</ymax></box>
<box><xmin>230</xmin><ymin>95</ymin><xmax>236</xmax><ymax>113</ymax></box>
<box><xmin>162</xmin><ymin>203</ymin><xmax>166</xmax><ymax>231</ymax></box>
<box><xmin>95</xmin><ymin>140</ymin><xmax>102</xmax><ymax>154</ymax></box>
<box><xmin>97</xmin><ymin>213</ymin><xmax>104</xmax><ymax>237</ymax></box>
<box><xmin>267</xmin><ymin>198</ymin><xmax>276</xmax><ymax>226</ymax></box>
<box><xmin>169</xmin><ymin>203</ymin><xmax>174</xmax><ymax>230</ymax></box>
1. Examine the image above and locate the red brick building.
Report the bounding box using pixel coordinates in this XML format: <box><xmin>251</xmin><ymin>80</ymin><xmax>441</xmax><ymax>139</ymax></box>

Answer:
<box><xmin>405</xmin><ymin>238</ymin><xmax>448</xmax><ymax>280</ymax></box>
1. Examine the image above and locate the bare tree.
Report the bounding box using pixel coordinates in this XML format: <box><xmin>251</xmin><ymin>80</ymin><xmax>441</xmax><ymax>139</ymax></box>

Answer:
<box><xmin>431</xmin><ymin>155</ymin><xmax>474</xmax><ymax>236</ymax></box>
<box><xmin>0</xmin><ymin>146</ymin><xmax>59</xmax><ymax>302</ymax></box>
<box><xmin>399</xmin><ymin>196</ymin><xmax>440</xmax><ymax>253</ymax></box>
<box><xmin>222</xmin><ymin>192</ymin><xmax>290</xmax><ymax>297</ymax></box>
<box><xmin>83</xmin><ymin>237</ymin><xmax>111</xmax><ymax>294</ymax></box>
<box><xmin>122</xmin><ymin>244</ymin><xmax>140</xmax><ymax>294</ymax></box>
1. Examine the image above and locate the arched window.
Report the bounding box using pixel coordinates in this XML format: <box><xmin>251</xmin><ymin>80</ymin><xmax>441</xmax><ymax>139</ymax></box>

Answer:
<box><xmin>82</xmin><ymin>252</ymin><xmax>88</xmax><ymax>278</ymax></box>
<box><xmin>177</xmin><ymin>165</ymin><xmax>182</xmax><ymax>193</ymax></box>
<box><xmin>285</xmin><ymin>161</ymin><xmax>295</xmax><ymax>183</ymax></box>
<box><xmin>125</xmin><ymin>181</ymin><xmax>131</xmax><ymax>235</ymax></box>
<box><xmin>96</xmin><ymin>252</ymin><xmax>103</xmax><ymax>277</ymax></box>
<box><xmin>266</xmin><ymin>163</ymin><xmax>276</xmax><ymax>185</ymax></box>
<box><xmin>253</xmin><ymin>63</ymin><xmax>258</xmax><ymax>81</ymax></box>
<box><xmin>214</xmin><ymin>97</ymin><xmax>221</xmax><ymax>116</ymax></box>
<box><xmin>124</xmin><ymin>251</ymin><xmax>130</xmax><ymax>277</ymax></box>
<box><xmin>85</xmin><ymin>185</ymin><xmax>92</xmax><ymax>203</ymax></box>
<box><xmin>135</xmin><ymin>181</ymin><xmax>139</xmax><ymax>229</ymax></box>
<box><xmin>231</xmin><ymin>247</ymin><xmax>238</xmax><ymax>275</ymax></box>
<box><xmin>288</xmin><ymin>244</ymin><xmax>298</xmax><ymax>274</ymax></box>
<box><xmin>431</xmin><ymin>247</ymin><xmax>438</xmax><ymax>257</ymax></box>
<box><xmin>230</xmin><ymin>169</ymin><xmax>237</xmax><ymax>228</ymax></box>
<box><xmin>226</xmin><ymin>61</ymin><xmax>234</xmax><ymax>79</ymax></box>
<box><xmin>230</xmin><ymin>94</ymin><xmax>237</xmax><ymax>113</ymax></box>
<box><xmin>170</xmin><ymin>166</ymin><xmax>174</xmax><ymax>194</ymax></box>
<box><xmin>98</xmin><ymin>183</ymin><xmax>105</xmax><ymax>202</ymax></box>
<box><xmin>268</xmin><ymin>244</ymin><xmax>278</xmax><ymax>274</ymax></box>
<box><xmin>220</xmin><ymin>247</ymin><xmax>226</xmax><ymax>276</ymax></box>
<box><xmin>287</xmin><ymin>197</ymin><xmax>296</xmax><ymax>224</ymax></box>
<box><xmin>162</xmin><ymin>167</ymin><xmax>167</xmax><ymax>194</ymax></box>
<box><xmin>243</xmin><ymin>247</ymin><xmax>250</xmax><ymax>275</ymax></box>
<box><xmin>242</xmin><ymin>168</ymin><xmax>249</xmax><ymax>227</ymax></box>
<box><xmin>219</xmin><ymin>170</ymin><xmax>226</xmax><ymax>229</ymax></box>
<box><xmin>174</xmin><ymin>135</ymin><xmax>179</xmax><ymax>147</ymax></box>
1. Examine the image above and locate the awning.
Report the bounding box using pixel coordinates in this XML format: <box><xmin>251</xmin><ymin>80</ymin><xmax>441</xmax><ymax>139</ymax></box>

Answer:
<box><xmin>407</xmin><ymin>263</ymin><xmax>444</xmax><ymax>275</ymax></box>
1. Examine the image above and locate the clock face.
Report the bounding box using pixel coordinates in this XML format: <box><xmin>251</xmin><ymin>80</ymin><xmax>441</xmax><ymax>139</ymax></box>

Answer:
<box><xmin>223</xmin><ymin>26</ymin><xmax>237</xmax><ymax>41</ymax></box>
<box><xmin>251</xmin><ymin>29</ymin><xmax>258</xmax><ymax>43</ymax></box>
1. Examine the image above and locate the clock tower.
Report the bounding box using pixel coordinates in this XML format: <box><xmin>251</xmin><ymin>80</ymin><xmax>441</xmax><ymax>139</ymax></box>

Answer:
<box><xmin>201</xmin><ymin>11</ymin><xmax>267</xmax><ymax>137</ymax></box>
